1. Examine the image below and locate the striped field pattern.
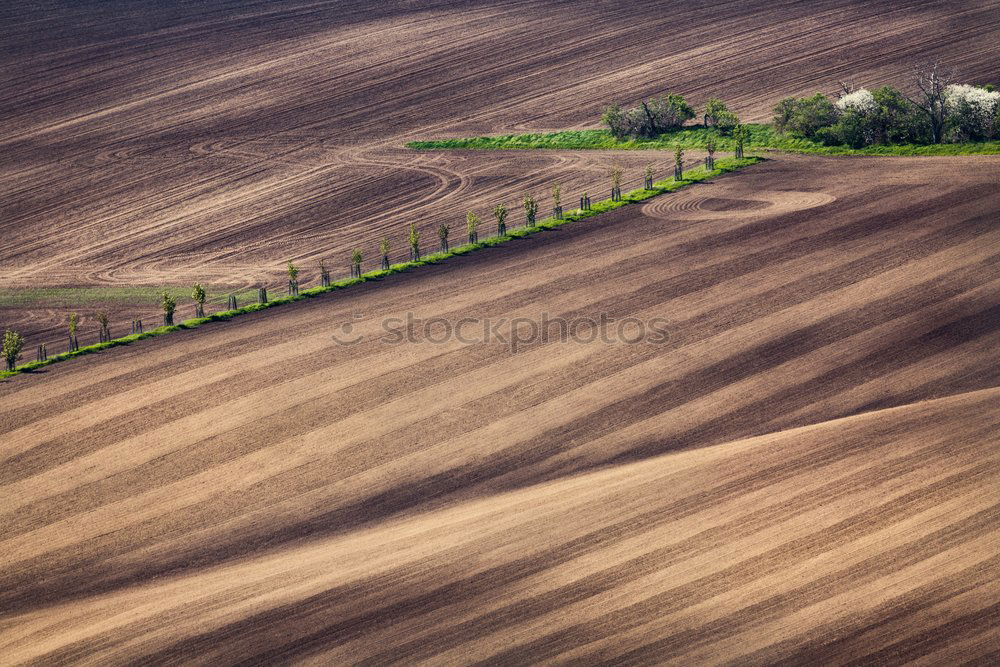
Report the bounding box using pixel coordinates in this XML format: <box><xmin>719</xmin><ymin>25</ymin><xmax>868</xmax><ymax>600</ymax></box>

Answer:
<box><xmin>3</xmin><ymin>0</ymin><xmax>1000</xmax><ymax>340</ymax></box>
<box><xmin>1</xmin><ymin>154</ymin><xmax>998</xmax><ymax>662</ymax></box>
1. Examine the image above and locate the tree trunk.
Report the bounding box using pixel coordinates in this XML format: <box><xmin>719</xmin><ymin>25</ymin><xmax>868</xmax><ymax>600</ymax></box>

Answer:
<box><xmin>228</xmin><ymin>294</ymin><xmax>237</xmax><ymax>309</ymax></box>
<box><xmin>195</xmin><ymin>304</ymin><xmax>204</xmax><ymax>318</ymax></box>
<box><xmin>382</xmin><ymin>255</ymin><xmax>390</xmax><ymax>270</ymax></box>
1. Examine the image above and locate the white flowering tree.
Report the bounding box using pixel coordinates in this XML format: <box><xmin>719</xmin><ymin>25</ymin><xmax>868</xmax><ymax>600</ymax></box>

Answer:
<box><xmin>835</xmin><ymin>88</ymin><xmax>877</xmax><ymax>114</ymax></box>
<box><xmin>945</xmin><ymin>84</ymin><xmax>1000</xmax><ymax>140</ymax></box>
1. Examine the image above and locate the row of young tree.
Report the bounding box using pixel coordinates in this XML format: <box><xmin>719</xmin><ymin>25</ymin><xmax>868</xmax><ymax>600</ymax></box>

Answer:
<box><xmin>3</xmin><ymin>146</ymin><xmax>743</xmax><ymax>372</ymax></box>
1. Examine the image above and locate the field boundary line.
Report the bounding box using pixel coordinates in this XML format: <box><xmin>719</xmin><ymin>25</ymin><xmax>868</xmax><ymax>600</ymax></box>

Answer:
<box><xmin>1</xmin><ymin>157</ymin><xmax>763</xmax><ymax>380</ymax></box>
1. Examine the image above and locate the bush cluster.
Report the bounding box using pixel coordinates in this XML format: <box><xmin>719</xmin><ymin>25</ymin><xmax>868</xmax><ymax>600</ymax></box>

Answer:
<box><xmin>774</xmin><ymin>83</ymin><xmax>999</xmax><ymax>148</ymax></box>
<box><xmin>601</xmin><ymin>94</ymin><xmax>696</xmax><ymax>139</ymax></box>
<box><xmin>601</xmin><ymin>95</ymin><xmax>741</xmax><ymax>141</ymax></box>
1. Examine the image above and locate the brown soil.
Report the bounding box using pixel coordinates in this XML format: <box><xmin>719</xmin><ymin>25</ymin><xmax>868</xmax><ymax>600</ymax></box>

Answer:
<box><xmin>1</xmin><ymin>1</ymin><xmax>999</xmax><ymax>663</ymax></box>
<box><xmin>2</xmin><ymin>154</ymin><xmax>999</xmax><ymax>663</ymax></box>
<box><xmin>2</xmin><ymin>0</ymin><xmax>1000</xmax><ymax>339</ymax></box>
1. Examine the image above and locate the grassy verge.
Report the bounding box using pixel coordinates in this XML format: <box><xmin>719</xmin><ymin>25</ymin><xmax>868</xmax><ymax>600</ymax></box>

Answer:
<box><xmin>406</xmin><ymin>124</ymin><xmax>1000</xmax><ymax>156</ymax></box>
<box><xmin>0</xmin><ymin>285</ymin><xmax>259</xmax><ymax>308</ymax></box>
<box><xmin>1</xmin><ymin>157</ymin><xmax>762</xmax><ymax>379</ymax></box>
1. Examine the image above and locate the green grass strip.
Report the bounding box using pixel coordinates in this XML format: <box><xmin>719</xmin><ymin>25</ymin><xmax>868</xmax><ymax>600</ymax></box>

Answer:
<box><xmin>1</xmin><ymin>157</ymin><xmax>762</xmax><ymax>379</ymax></box>
<box><xmin>407</xmin><ymin>124</ymin><xmax>1000</xmax><ymax>156</ymax></box>
<box><xmin>0</xmin><ymin>286</ymin><xmax>260</xmax><ymax>309</ymax></box>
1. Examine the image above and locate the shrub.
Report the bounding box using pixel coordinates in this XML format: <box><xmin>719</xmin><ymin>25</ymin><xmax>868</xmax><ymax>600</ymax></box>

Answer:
<box><xmin>773</xmin><ymin>93</ymin><xmax>838</xmax><ymax>139</ymax></box>
<box><xmin>3</xmin><ymin>329</ymin><xmax>24</xmax><ymax>371</ymax></box>
<box><xmin>703</xmin><ymin>98</ymin><xmax>739</xmax><ymax>133</ymax></box>
<box><xmin>601</xmin><ymin>104</ymin><xmax>629</xmax><ymax>140</ymax></box>
<box><xmin>945</xmin><ymin>84</ymin><xmax>1000</xmax><ymax>141</ymax></box>
<box><xmin>818</xmin><ymin>86</ymin><xmax>930</xmax><ymax>147</ymax></box>
<box><xmin>602</xmin><ymin>94</ymin><xmax>695</xmax><ymax>140</ymax></box>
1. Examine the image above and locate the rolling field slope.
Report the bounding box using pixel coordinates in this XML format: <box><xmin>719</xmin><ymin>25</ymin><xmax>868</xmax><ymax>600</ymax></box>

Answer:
<box><xmin>3</xmin><ymin>0</ymin><xmax>1000</xmax><ymax>341</ymax></box>
<box><xmin>2</xmin><ymin>156</ymin><xmax>998</xmax><ymax>662</ymax></box>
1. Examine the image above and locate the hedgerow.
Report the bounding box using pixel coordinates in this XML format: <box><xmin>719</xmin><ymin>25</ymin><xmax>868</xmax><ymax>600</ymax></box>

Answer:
<box><xmin>406</xmin><ymin>124</ymin><xmax>1000</xmax><ymax>155</ymax></box>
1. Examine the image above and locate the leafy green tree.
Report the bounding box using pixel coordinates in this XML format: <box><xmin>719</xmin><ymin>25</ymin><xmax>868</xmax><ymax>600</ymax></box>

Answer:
<box><xmin>674</xmin><ymin>145</ymin><xmax>684</xmax><ymax>179</ymax></box>
<box><xmin>644</xmin><ymin>164</ymin><xmax>655</xmax><ymax>188</ymax></box>
<box><xmin>602</xmin><ymin>94</ymin><xmax>695</xmax><ymax>139</ymax></box>
<box><xmin>523</xmin><ymin>193</ymin><xmax>538</xmax><ymax>226</ymax></box>
<box><xmin>351</xmin><ymin>248</ymin><xmax>363</xmax><ymax>277</ymax></box>
<box><xmin>703</xmin><ymin>97</ymin><xmax>740</xmax><ymax>134</ymax></box>
<box><xmin>192</xmin><ymin>283</ymin><xmax>206</xmax><ymax>317</ymax></box>
<box><xmin>319</xmin><ymin>259</ymin><xmax>331</xmax><ymax>285</ymax></box>
<box><xmin>409</xmin><ymin>223</ymin><xmax>420</xmax><ymax>260</ymax></box>
<box><xmin>773</xmin><ymin>93</ymin><xmax>837</xmax><ymax>138</ymax></box>
<box><xmin>493</xmin><ymin>203</ymin><xmax>508</xmax><ymax>236</ymax></box>
<box><xmin>3</xmin><ymin>329</ymin><xmax>24</xmax><ymax>371</ymax></box>
<box><xmin>552</xmin><ymin>183</ymin><xmax>561</xmax><ymax>210</ymax></box>
<box><xmin>466</xmin><ymin>211</ymin><xmax>480</xmax><ymax>243</ymax></box>
<box><xmin>873</xmin><ymin>86</ymin><xmax>930</xmax><ymax>143</ymax></box>
<box><xmin>601</xmin><ymin>103</ymin><xmax>629</xmax><ymax>140</ymax></box>
<box><xmin>818</xmin><ymin>86</ymin><xmax>931</xmax><ymax>147</ymax></box>
<box><xmin>705</xmin><ymin>139</ymin><xmax>716</xmax><ymax>169</ymax></box>
<box><xmin>161</xmin><ymin>293</ymin><xmax>176</xmax><ymax>326</ymax></box>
